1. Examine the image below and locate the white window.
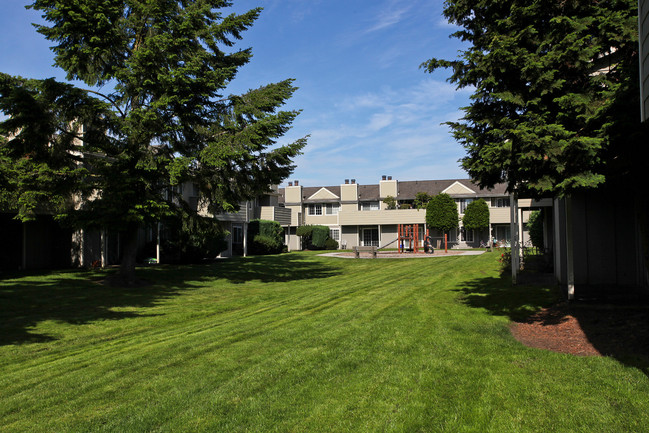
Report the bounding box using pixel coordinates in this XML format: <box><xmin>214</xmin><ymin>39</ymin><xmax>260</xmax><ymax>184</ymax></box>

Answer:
<box><xmin>308</xmin><ymin>204</ymin><xmax>322</xmax><ymax>215</ymax></box>
<box><xmin>360</xmin><ymin>201</ymin><xmax>380</xmax><ymax>211</ymax></box>
<box><xmin>457</xmin><ymin>198</ymin><xmax>473</xmax><ymax>214</ymax></box>
<box><xmin>325</xmin><ymin>203</ymin><xmax>340</xmax><ymax>215</ymax></box>
<box><xmin>330</xmin><ymin>228</ymin><xmax>340</xmax><ymax>241</ymax></box>
<box><xmin>491</xmin><ymin>197</ymin><xmax>510</xmax><ymax>208</ymax></box>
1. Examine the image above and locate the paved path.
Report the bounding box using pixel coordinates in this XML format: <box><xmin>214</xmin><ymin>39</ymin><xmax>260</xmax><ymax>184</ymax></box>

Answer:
<box><xmin>318</xmin><ymin>250</ymin><xmax>485</xmax><ymax>259</ymax></box>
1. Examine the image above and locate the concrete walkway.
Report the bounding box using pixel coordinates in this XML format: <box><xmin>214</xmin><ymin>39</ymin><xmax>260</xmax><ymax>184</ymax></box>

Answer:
<box><xmin>318</xmin><ymin>250</ymin><xmax>485</xmax><ymax>259</ymax></box>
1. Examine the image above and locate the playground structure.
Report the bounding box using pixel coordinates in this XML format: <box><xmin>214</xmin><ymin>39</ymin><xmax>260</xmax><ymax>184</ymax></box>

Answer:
<box><xmin>397</xmin><ymin>224</ymin><xmax>447</xmax><ymax>254</ymax></box>
<box><xmin>398</xmin><ymin>224</ymin><xmax>423</xmax><ymax>253</ymax></box>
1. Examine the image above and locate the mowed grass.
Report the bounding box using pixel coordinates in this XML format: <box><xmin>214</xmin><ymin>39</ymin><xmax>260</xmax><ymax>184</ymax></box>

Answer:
<box><xmin>1</xmin><ymin>252</ymin><xmax>648</xmax><ymax>432</ymax></box>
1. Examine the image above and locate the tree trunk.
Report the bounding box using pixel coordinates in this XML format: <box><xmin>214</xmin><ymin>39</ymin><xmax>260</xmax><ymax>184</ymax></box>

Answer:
<box><xmin>118</xmin><ymin>223</ymin><xmax>139</xmax><ymax>283</ymax></box>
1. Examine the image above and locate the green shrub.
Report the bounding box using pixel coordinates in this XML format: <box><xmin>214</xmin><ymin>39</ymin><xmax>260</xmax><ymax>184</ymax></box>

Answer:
<box><xmin>311</xmin><ymin>225</ymin><xmax>329</xmax><ymax>249</ymax></box>
<box><xmin>248</xmin><ymin>219</ymin><xmax>284</xmax><ymax>255</ymax></box>
<box><xmin>251</xmin><ymin>234</ymin><xmax>283</xmax><ymax>255</ymax></box>
<box><xmin>297</xmin><ymin>224</ymin><xmax>331</xmax><ymax>250</ymax></box>
<box><xmin>324</xmin><ymin>238</ymin><xmax>339</xmax><ymax>250</ymax></box>
<box><xmin>296</xmin><ymin>225</ymin><xmax>313</xmax><ymax>237</ymax></box>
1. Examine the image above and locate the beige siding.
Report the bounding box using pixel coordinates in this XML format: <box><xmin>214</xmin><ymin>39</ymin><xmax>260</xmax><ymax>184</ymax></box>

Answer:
<box><xmin>340</xmin><ymin>226</ymin><xmax>358</xmax><ymax>249</ymax></box>
<box><xmin>285</xmin><ymin>185</ymin><xmax>302</xmax><ymax>204</ymax></box>
<box><xmin>303</xmin><ymin>214</ymin><xmax>338</xmax><ymax>225</ymax></box>
<box><xmin>308</xmin><ymin>188</ymin><xmax>339</xmax><ymax>200</ymax></box>
<box><xmin>285</xmin><ymin>205</ymin><xmax>302</xmax><ymax>226</ymax></box>
<box><xmin>257</xmin><ymin>206</ymin><xmax>291</xmax><ymax>226</ymax></box>
<box><xmin>443</xmin><ymin>181</ymin><xmax>475</xmax><ymax>195</ymax></box>
<box><xmin>339</xmin><ymin>209</ymin><xmax>426</xmax><ymax>225</ymax></box>
<box><xmin>340</xmin><ymin>183</ymin><xmax>358</xmax><ymax>201</ymax></box>
<box><xmin>379</xmin><ymin>180</ymin><xmax>397</xmax><ymax>198</ymax></box>
<box><xmin>489</xmin><ymin>207</ymin><xmax>510</xmax><ymax>224</ymax></box>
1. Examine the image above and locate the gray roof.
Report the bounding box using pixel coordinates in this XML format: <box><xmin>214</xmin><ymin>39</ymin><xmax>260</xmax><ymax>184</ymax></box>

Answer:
<box><xmin>279</xmin><ymin>179</ymin><xmax>507</xmax><ymax>203</ymax></box>
<box><xmin>396</xmin><ymin>179</ymin><xmax>507</xmax><ymax>200</ymax></box>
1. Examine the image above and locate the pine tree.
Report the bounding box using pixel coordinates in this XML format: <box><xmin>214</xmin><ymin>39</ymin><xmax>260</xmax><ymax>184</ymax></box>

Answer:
<box><xmin>0</xmin><ymin>1</ymin><xmax>306</xmax><ymax>280</ymax></box>
<box><xmin>422</xmin><ymin>0</ymin><xmax>642</xmax><ymax>198</ymax></box>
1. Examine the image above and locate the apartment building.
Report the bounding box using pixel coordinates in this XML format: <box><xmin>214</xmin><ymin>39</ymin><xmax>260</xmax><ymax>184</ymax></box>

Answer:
<box><xmin>280</xmin><ymin>176</ymin><xmax>528</xmax><ymax>251</ymax></box>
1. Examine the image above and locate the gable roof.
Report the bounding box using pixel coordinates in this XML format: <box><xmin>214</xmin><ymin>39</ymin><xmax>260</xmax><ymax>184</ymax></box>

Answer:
<box><xmin>307</xmin><ymin>187</ymin><xmax>340</xmax><ymax>201</ymax></box>
<box><xmin>301</xmin><ymin>186</ymin><xmax>341</xmax><ymax>202</ymax></box>
<box><xmin>396</xmin><ymin>179</ymin><xmax>507</xmax><ymax>200</ymax></box>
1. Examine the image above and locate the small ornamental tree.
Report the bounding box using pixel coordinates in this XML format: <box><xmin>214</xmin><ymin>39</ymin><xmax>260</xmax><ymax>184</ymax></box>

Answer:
<box><xmin>413</xmin><ymin>192</ymin><xmax>432</xmax><ymax>210</ymax></box>
<box><xmin>383</xmin><ymin>195</ymin><xmax>397</xmax><ymax>210</ymax></box>
<box><xmin>426</xmin><ymin>193</ymin><xmax>459</xmax><ymax>238</ymax></box>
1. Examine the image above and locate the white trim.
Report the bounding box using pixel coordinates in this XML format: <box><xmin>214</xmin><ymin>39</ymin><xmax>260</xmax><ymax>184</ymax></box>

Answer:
<box><xmin>307</xmin><ymin>187</ymin><xmax>340</xmax><ymax>200</ymax></box>
<box><xmin>442</xmin><ymin>181</ymin><xmax>475</xmax><ymax>195</ymax></box>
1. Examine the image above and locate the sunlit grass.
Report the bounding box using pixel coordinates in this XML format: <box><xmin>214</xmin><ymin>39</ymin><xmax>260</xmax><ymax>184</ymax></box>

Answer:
<box><xmin>1</xmin><ymin>252</ymin><xmax>647</xmax><ymax>432</ymax></box>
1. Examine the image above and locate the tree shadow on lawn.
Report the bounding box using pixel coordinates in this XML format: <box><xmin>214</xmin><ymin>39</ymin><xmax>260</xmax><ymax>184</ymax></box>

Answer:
<box><xmin>456</xmin><ymin>273</ymin><xmax>649</xmax><ymax>375</ymax></box>
<box><xmin>139</xmin><ymin>253</ymin><xmax>343</xmax><ymax>285</ymax></box>
<box><xmin>454</xmin><ymin>274</ymin><xmax>559</xmax><ymax>323</ymax></box>
<box><xmin>0</xmin><ymin>253</ymin><xmax>340</xmax><ymax>346</ymax></box>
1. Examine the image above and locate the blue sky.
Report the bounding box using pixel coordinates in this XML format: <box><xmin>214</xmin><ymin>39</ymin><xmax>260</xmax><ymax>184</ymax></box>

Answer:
<box><xmin>0</xmin><ymin>0</ymin><xmax>472</xmax><ymax>188</ymax></box>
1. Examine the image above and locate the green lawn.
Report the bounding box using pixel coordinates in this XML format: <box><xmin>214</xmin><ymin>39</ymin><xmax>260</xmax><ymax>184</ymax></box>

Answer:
<box><xmin>1</xmin><ymin>252</ymin><xmax>648</xmax><ymax>432</ymax></box>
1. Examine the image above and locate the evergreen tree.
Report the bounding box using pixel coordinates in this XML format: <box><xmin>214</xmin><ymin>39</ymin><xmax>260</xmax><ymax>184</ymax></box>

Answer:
<box><xmin>426</xmin><ymin>193</ymin><xmax>459</xmax><ymax>236</ymax></box>
<box><xmin>462</xmin><ymin>199</ymin><xmax>489</xmax><ymax>231</ymax></box>
<box><xmin>0</xmin><ymin>1</ymin><xmax>306</xmax><ymax>280</ymax></box>
<box><xmin>422</xmin><ymin>0</ymin><xmax>642</xmax><ymax>198</ymax></box>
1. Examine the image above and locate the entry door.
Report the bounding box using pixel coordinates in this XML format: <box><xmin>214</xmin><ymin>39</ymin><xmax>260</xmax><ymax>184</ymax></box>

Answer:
<box><xmin>362</xmin><ymin>228</ymin><xmax>379</xmax><ymax>247</ymax></box>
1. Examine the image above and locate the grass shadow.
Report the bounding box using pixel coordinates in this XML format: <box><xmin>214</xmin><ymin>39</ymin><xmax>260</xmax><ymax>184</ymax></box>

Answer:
<box><xmin>456</xmin><ymin>273</ymin><xmax>649</xmax><ymax>375</ymax></box>
<box><xmin>0</xmin><ymin>253</ymin><xmax>340</xmax><ymax>346</ymax></box>
<box><xmin>454</xmin><ymin>274</ymin><xmax>560</xmax><ymax>322</ymax></box>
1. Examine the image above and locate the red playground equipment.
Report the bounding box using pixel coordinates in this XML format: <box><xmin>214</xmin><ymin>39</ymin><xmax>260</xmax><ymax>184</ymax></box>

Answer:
<box><xmin>398</xmin><ymin>224</ymin><xmax>420</xmax><ymax>253</ymax></box>
<box><xmin>398</xmin><ymin>224</ymin><xmax>437</xmax><ymax>254</ymax></box>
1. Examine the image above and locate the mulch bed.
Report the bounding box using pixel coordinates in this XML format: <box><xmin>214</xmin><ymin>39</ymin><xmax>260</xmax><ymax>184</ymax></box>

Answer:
<box><xmin>511</xmin><ymin>302</ymin><xmax>649</xmax><ymax>358</ymax></box>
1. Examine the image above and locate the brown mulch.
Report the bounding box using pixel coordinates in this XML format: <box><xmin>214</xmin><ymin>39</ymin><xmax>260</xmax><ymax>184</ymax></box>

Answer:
<box><xmin>511</xmin><ymin>302</ymin><xmax>649</xmax><ymax>358</ymax></box>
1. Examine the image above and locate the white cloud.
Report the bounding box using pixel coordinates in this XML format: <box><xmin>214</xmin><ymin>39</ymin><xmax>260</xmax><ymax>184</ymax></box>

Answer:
<box><xmin>364</xmin><ymin>2</ymin><xmax>413</xmax><ymax>33</ymax></box>
<box><xmin>287</xmin><ymin>77</ymin><xmax>473</xmax><ymax>186</ymax></box>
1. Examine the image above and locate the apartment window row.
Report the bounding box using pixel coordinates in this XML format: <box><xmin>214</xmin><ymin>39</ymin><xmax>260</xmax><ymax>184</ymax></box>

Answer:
<box><xmin>359</xmin><ymin>201</ymin><xmax>380</xmax><ymax>211</ymax></box>
<box><xmin>308</xmin><ymin>203</ymin><xmax>340</xmax><ymax>216</ymax></box>
<box><xmin>491</xmin><ymin>198</ymin><xmax>510</xmax><ymax>208</ymax></box>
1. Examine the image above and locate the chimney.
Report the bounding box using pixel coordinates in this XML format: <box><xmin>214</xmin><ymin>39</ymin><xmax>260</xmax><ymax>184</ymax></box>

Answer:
<box><xmin>388</xmin><ymin>176</ymin><xmax>392</xmax><ymax>180</ymax></box>
<box><xmin>351</xmin><ymin>179</ymin><xmax>356</xmax><ymax>184</ymax></box>
<box><xmin>294</xmin><ymin>180</ymin><xmax>299</xmax><ymax>186</ymax></box>
<box><xmin>288</xmin><ymin>181</ymin><xmax>293</xmax><ymax>187</ymax></box>
<box><xmin>344</xmin><ymin>179</ymin><xmax>349</xmax><ymax>184</ymax></box>
<box><xmin>382</xmin><ymin>175</ymin><xmax>387</xmax><ymax>181</ymax></box>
